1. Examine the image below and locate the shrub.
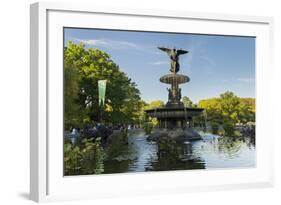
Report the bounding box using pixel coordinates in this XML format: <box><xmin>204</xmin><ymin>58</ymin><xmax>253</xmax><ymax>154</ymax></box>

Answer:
<box><xmin>64</xmin><ymin>137</ymin><xmax>105</xmax><ymax>175</ymax></box>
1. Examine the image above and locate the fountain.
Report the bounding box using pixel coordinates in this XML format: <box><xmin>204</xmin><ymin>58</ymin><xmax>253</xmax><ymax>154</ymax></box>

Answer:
<box><xmin>145</xmin><ymin>47</ymin><xmax>204</xmax><ymax>141</ymax></box>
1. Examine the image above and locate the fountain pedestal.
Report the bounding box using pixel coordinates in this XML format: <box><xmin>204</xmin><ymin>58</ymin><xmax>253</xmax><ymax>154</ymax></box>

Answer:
<box><xmin>160</xmin><ymin>74</ymin><xmax>188</xmax><ymax>108</ymax></box>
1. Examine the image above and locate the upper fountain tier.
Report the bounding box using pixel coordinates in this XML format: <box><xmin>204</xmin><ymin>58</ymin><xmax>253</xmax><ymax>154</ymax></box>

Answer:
<box><xmin>160</xmin><ymin>74</ymin><xmax>190</xmax><ymax>85</ymax></box>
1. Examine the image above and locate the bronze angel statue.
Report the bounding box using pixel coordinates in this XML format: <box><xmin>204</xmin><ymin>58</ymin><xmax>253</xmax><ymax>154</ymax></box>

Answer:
<box><xmin>158</xmin><ymin>47</ymin><xmax>188</xmax><ymax>74</ymax></box>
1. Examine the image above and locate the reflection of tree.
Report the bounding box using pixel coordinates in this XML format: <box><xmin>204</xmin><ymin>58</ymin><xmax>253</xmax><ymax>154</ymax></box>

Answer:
<box><xmin>146</xmin><ymin>138</ymin><xmax>205</xmax><ymax>171</ymax></box>
<box><xmin>239</xmin><ymin>136</ymin><xmax>255</xmax><ymax>149</ymax></box>
<box><xmin>217</xmin><ymin>137</ymin><xmax>249</xmax><ymax>158</ymax></box>
<box><xmin>103</xmin><ymin>132</ymin><xmax>137</xmax><ymax>173</ymax></box>
<box><xmin>248</xmin><ymin>136</ymin><xmax>255</xmax><ymax>147</ymax></box>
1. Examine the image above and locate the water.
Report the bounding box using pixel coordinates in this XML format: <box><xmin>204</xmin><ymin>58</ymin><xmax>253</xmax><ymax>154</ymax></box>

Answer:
<box><xmin>102</xmin><ymin>130</ymin><xmax>256</xmax><ymax>173</ymax></box>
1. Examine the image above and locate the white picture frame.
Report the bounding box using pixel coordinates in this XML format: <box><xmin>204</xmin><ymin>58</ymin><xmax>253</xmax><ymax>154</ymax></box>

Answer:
<box><xmin>30</xmin><ymin>1</ymin><xmax>274</xmax><ymax>202</ymax></box>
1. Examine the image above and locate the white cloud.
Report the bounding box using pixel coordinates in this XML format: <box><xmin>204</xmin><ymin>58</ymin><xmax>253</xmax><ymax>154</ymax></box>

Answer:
<box><xmin>150</xmin><ymin>61</ymin><xmax>169</xmax><ymax>65</ymax></box>
<box><xmin>238</xmin><ymin>78</ymin><xmax>254</xmax><ymax>83</ymax></box>
<box><xmin>74</xmin><ymin>38</ymin><xmax>141</xmax><ymax>50</ymax></box>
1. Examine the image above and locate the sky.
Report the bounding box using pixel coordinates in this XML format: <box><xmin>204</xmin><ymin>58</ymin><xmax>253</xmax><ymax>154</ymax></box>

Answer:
<box><xmin>64</xmin><ymin>28</ymin><xmax>255</xmax><ymax>103</ymax></box>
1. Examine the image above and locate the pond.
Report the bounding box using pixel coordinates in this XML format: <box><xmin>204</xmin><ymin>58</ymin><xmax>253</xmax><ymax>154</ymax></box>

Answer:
<box><xmin>102</xmin><ymin>129</ymin><xmax>256</xmax><ymax>174</ymax></box>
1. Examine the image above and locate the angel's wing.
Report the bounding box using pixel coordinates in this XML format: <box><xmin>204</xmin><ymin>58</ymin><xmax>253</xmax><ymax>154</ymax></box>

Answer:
<box><xmin>158</xmin><ymin>47</ymin><xmax>171</xmax><ymax>54</ymax></box>
<box><xmin>177</xmin><ymin>49</ymin><xmax>189</xmax><ymax>55</ymax></box>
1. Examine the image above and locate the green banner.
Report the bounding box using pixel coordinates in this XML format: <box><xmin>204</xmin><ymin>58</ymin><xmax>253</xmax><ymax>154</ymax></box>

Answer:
<box><xmin>98</xmin><ymin>80</ymin><xmax>107</xmax><ymax>106</ymax></box>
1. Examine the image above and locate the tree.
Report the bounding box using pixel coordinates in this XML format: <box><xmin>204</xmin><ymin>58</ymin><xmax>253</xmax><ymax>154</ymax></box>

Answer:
<box><xmin>182</xmin><ymin>96</ymin><xmax>194</xmax><ymax>107</ymax></box>
<box><xmin>239</xmin><ymin>98</ymin><xmax>255</xmax><ymax>123</ymax></box>
<box><xmin>64</xmin><ymin>42</ymin><xmax>143</xmax><ymax>128</ymax></box>
<box><xmin>138</xmin><ymin>100</ymin><xmax>165</xmax><ymax>133</ymax></box>
<box><xmin>120</xmin><ymin>82</ymin><xmax>146</xmax><ymax>124</ymax></box>
<box><xmin>219</xmin><ymin>91</ymin><xmax>241</xmax><ymax>124</ymax></box>
<box><xmin>64</xmin><ymin>61</ymin><xmax>88</xmax><ymax>128</ymax></box>
<box><xmin>198</xmin><ymin>97</ymin><xmax>222</xmax><ymax>123</ymax></box>
<box><xmin>198</xmin><ymin>91</ymin><xmax>256</xmax><ymax>135</ymax></box>
<box><xmin>144</xmin><ymin>100</ymin><xmax>165</xmax><ymax>110</ymax></box>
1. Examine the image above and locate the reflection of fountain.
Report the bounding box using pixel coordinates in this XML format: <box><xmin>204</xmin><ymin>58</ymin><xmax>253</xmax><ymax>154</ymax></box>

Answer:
<box><xmin>145</xmin><ymin>138</ymin><xmax>205</xmax><ymax>171</ymax></box>
<box><xmin>145</xmin><ymin>47</ymin><xmax>203</xmax><ymax>140</ymax></box>
<box><xmin>183</xmin><ymin>142</ymin><xmax>192</xmax><ymax>156</ymax></box>
<box><xmin>101</xmin><ymin>132</ymin><xmax>255</xmax><ymax>173</ymax></box>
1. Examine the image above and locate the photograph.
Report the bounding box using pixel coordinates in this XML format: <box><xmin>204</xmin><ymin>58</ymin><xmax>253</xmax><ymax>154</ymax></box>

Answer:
<box><xmin>63</xmin><ymin>28</ymin><xmax>256</xmax><ymax>176</ymax></box>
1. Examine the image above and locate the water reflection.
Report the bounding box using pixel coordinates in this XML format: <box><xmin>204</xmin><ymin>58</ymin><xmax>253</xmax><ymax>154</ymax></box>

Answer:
<box><xmin>192</xmin><ymin>134</ymin><xmax>256</xmax><ymax>168</ymax></box>
<box><xmin>102</xmin><ymin>130</ymin><xmax>255</xmax><ymax>174</ymax></box>
<box><xmin>146</xmin><ymin>138</ymin><xmax>205</xmax><ymax>171</ymax></box>
<box><xmin>103</xmin><ymin>133</ymin><xmax>137</xmax><ymax>174</ymax></box>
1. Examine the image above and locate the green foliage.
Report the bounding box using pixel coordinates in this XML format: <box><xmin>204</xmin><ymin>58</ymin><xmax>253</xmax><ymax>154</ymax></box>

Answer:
<box><xmin>64</xmin><ymin>143</ymin><xmax>81</xmax><ymax>175</ymax></box>
<box><xmin>210</xmin><ymin>122</ymin><xmax>219</xmax><ymax>134</ymax></box>
<box><xmin>219</xmin><ymin>92</ymin><xmax>240</xmax><ymax>124</ymax></box>
<box><xmin>138</xmin><ymin>100</ymin><xmax>164</xmax><ymax>132</ymax></box>
<box><xmin>182</xmin><ymin>96</ymin><xmax>194</xmax><ymax>107</ymax></box>
<box><xmin>222</xmin><ymin>122</ymin><xmax>235</xmax><ymax>136</ymax></box>
<box><xmin>64</xmin><ymin>42</ymin><xmax>143</xmax><ymax>128</ymax></box>
<box><xmin>238</xmin><ymin>98</ymin><xmax>255</xmax><ymax>123</ymax></box>
<box><xmin>198</xmin><ymin>91</ymin><xmax>255</xmax><ymax>136</ymax></box>
<box><xmin>64</xmin><ymin>138</ymin><xmax>105</xmax><ymax>175</ymax></box>
<box><xmin>80</xmin><ymin>138</ymin><xmax>105</xmax><ymax>174</ymax></box>
<box><xmin>142</xmin><ymin>115</ymin><xmax>159</xmax><ymax>134</ymax></box>
<box><xmin>64</xmin><ymin>61</ymin><xmax>87</xmax><ymax>128</ymax></box>
<box><xmin>144</xmin><ymin>100</ymin><xmax>165</xmax><ymax>109</ymax></box>
<box><xmin>199</xmin><ymin>97</ymin><xmax>223</xmax><ymax>124</ymax></box>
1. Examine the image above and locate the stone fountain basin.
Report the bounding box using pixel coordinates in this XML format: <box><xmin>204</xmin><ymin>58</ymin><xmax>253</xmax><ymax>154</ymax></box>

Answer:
<box><xmin>145</xmin><ymin>107</ymin><xmax>203</xmax><ymax>118</ymax></box>
<box><xmin>147</xmin><ymin>127</ymin><xmax>202</xmax><ymax>142</ymax></box>
<box><xmin>160</xmin><ymin>74</ymin><xmax>190</xmax><ymax>84</ymax></box>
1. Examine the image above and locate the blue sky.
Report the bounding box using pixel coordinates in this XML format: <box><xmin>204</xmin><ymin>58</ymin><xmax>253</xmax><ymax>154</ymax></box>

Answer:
<box><xmin>64</xmin><ymin>28</ymin><xmax>255</xmax><ymax>103</ymax></box>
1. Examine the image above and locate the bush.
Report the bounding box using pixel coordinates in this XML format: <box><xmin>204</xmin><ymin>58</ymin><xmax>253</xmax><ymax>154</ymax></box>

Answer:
<box><xmin>64</xmin><ymin>137</ymin><xmax>105</xmax><ymax>175</ymax></box>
